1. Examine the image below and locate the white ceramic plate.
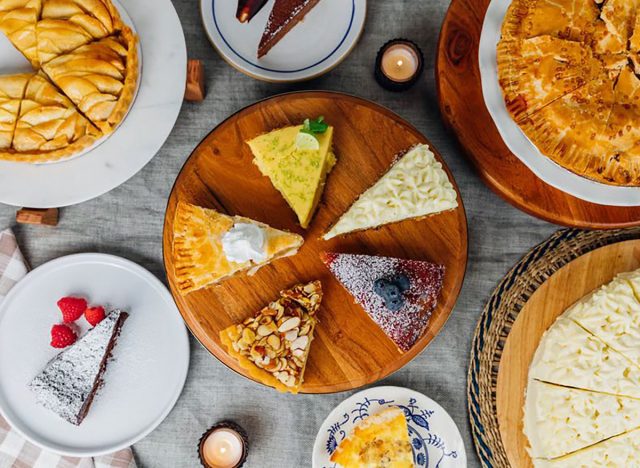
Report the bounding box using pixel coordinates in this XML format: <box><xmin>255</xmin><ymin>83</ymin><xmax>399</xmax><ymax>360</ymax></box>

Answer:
<box><xmin>479</xmin><ymin>0</ymin><xmax>640</xmax><ymax>207</ymax></box>
<box><xmin>313</xmin><ymin>386</ymin><xmax>466</xmax><ymax>468</ymax></box>
<box><xmin>0</xmin><ymin>254</ymin><xmax>190</xmax><ymax>457</ymax></box>
<box><xmin>201</xmin><ymin>0</ymin><xmax>366</xmax><ymax>82</ymax></box>
<box><xmin>0</xmin><ymin>0</ymin><xmax>187</xmax><ymax>208</ymax></box>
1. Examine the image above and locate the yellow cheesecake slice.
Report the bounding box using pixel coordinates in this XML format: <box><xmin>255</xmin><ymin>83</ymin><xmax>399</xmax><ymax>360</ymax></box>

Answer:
<box><xmin>324</xmin><ymin>144</ymin><xmax>458</xmax><ymax>240</ymax></box>
<box><xmin>220</xmin><ymin>281</ymin><xmax>322</xmax><ymax>394</ymax></box>
<box><xmin>330</xmin><ymin>407</ymin><xmax>413</xmax><ymax>468</ymax></box>
<box><xmin>172</xmin><ymin>201</ymin><xmax>304</xmax><ymax>295</ymax></box>
<box><xmin>0</xmin><ymin>73</ymin><xmax>31</xmax><ymax>151</ymax></box>
<box><xmin>2</xmin><ymin>73</ymin><xmax>101</xmax><ymax>162</ymax></box>
<box><xmin>247</xmin><ymin>124</ymin><xmax>336</xmax><ymax>229</ymax></box>
<box><xmin>0</xmin><ymin>0</ymin><xmax>41</xmax><ymax>66</ymax></box>
<box><xmin>524</xmin><ymin>380</ymin><xmax>640</xmax><ymax>460</ymax></box>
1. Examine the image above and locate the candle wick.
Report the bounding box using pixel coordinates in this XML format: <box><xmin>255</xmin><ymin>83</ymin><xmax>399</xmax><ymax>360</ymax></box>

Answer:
<box><xmin>397</xmin><ymin>59</ymin><xmax>404</xmax><ymax>67</ymax></box>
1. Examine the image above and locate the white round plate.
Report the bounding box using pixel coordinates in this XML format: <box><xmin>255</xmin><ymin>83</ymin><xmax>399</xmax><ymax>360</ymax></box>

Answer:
<box><xmin>313</xmin><ymin>386</ymin><xmax>466</xmax><ymax>468</ymax></box>
<box><xmin>479</xmin><ymin>0</ymin><xmax>640</xmax><ymax>207</ymax></box>
<box><xmin>200</xmin><ymin>0</ymin><xmax>366</xmax><ymax>82</ymax></box>
<box><xmin>0</xmin><ymin>254</ymin><xmax>190</xmax><ymax>457</ymax></box>
<box><xmin>0</xmin><ymin>0</ymin><xmax>187</xmax><ymax>208</ymax></box>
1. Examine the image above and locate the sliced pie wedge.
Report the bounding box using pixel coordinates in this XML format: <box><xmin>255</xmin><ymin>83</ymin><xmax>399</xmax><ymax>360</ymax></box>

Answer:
<box><xmin>36</xmin><ymin>0</ymin><xmax>123</xmax><ymax>64</ymax></box>
<box><xmin>257</xmin><ymin>0</ymin><xmax>321</xmax><ymax>58</ymax></box>
<box><xmin>321</xmin><ymin>252</ymin><xmax>444</xmax><ymax>353</ymax></box>
<box><xmin>534</xmin><ymin>427</ymin><xmax>640</xmax><ymax>467</ymax></box>
<box><xmin>329</xmin><ymin>407</ymin><xmax>413</xmax><ymax>468</ymax></box>
<box><xmin>247</xmin><ymin>124</ymin><xmax>336</xmax><ymax>229</ymax></box>
<box><xmin>529</xmin><ymin>316</ymin><xmax>640</xmax><ymax>399</ymax></box>
<box><xmin>323</xmin><ymin>144</ymin><xmax>457</xmax><ymax>240</ymax></box>
<box><xmin>171</xmin><ymin>201</ymin><xmax>304</xmax><ymax>295</ymax></box>
<box><xmin>2</xmin><ymin>73</ymin><xmax>102</xmax><ymax>162</ymax></box>
<box><xmin>0</xmin><ymin>0</ymin><xmax>41</xmax><ymax>65</ymax></box>
<box><xmin>498</xmin><ymin>35</ymin><xmax>601</xmax><ymax>122</ymax></box>
<box><xmin>41</xmin><ymin>26</ymin><xmax>138</xmax><ymax>134</ymax></box>
<box><xmin>219</xmin><ymin>281</ymin><xmax>322</xmax><ymax>393</ymax></box>
<box><xmin>29</xmin><ymin>310</ymin><xmax>128</xmax><ymax>425</ymax></box>
<box><xmin>524</xmin><ymin>380</ymin><xmax>640</xmax><ymax>460</ymax></box>
<box><xmin>0</xmin><ymin>73</ymin><xmax>31</xmax><ymax>151</ymax></box>
<box><xmin>600</xmin><ymin>0</ymin><xmax>639</xmax><ymax>54</ymax></box>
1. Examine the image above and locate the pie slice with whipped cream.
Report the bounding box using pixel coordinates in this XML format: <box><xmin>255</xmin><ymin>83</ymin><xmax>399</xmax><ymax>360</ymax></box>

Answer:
<box><xmin>219</xmin><ymin>281</ymin><xmax>322</xmax><ymax>393</ymax></box>
<box><xmin>0</xmin><ymin>0</ymin><xmax>41</xmax><ymax>65</ymax></box>
<box><xmin>330</xmin><ymin>407</ymin><xmax>413</xmax><ymax>468</ymax></box>
<box><xmin>524</xmin><ymin>380</ymin><xmax>640</xmax><ymax>460</ymax></box>
<box><xmin>2</xmin><ymin>73</ymin><xmax>101</xmax><ymax>162</ymax></box>
<box><xmin>171</xmin><ymin>201</ymin><xmax>304</xmax><ymax>295</ymax></box>
<box><xmin>0</xmin><ymin>73</ymin><xmax>31</xmax><ymax>151</ymax></box>
<box><xmin>323</xmin><ymin>144</ymin><xmax>457</xmax><ymax>240</ymax></box>
<box><xmin>247</xmin><ymin>122</ymin><xmax>336</xmax><ymax>229</ymax></box>
<box><xmin>41</xmin><ymin>26</ymin><xmax>138</xmax><ymax>134</ymax></box>
<box><xmin>321</xmin><ymin>252</ymin><xmax>444</xmax><ymax>353</ymax></box>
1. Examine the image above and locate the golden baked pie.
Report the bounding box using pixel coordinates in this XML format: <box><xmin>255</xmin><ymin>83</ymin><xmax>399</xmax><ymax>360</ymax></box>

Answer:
<box><xmin>219</xmin><ymin>281</ymin><xmax>322</xmax><ymax>393</ymax></box>
<box><xmin>329</xmin><ymin>407</ymin><xmax>413</xmax><ymax>467</ymax></box>
<box><xmin>41</xmin><ymin>26</ymin><xmax>138</xmax><ymax>134</ymax></box>
<box><xmin>2</xmin><ymin>73</ymin><xmax>100</xmax><ymax>162</ymax></box>
<box><xmin>0</xmin><ymin>73</ymin><xmax>31</xmax><ymax>150</ymax></box>
<box><xmin>171</xmin><ymin>201</ymin><xmax>304</xmax><ymax>295</ymax></box>
<box><xmin>0</xmin><ymin>0</ymin><xmax>138</xmax><ymax>163</ymax></box>
<box><xmin>498</xmin><ymin>0</ymin><xmax>640</xmax><ymax>186</ymax></box>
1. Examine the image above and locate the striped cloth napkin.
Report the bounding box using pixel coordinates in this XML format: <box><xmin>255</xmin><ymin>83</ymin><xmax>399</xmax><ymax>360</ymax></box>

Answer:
<box><xmin>0</xmin><ymin>229</ymin><xmax>137</xmax><ymax>468</ymax></box>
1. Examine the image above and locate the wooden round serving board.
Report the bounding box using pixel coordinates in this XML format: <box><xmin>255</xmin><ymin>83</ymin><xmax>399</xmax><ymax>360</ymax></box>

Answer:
<box><xmin>496</xmin><ymin>239</ymin><xmax>640</xmax><ymax>467</ymax></box>
<box><xmin>162</xmin><ymin>91</ymin><xmax>468</xmax><ymax>393</ymax></box>
<box><xmin>436</xmin><ymin>0</ymin><xmax>640</xmax><ymax>229</ymax></box>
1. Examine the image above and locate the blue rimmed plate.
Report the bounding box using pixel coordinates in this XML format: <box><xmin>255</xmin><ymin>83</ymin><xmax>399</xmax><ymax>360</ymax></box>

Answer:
<box><xmin>313</xmin><ymin>386</ymin><xmax>466</xmax><ymax>467</ymax></box>
<box><xmin>200</xmin><ymin>0</ymin><xmax>366</xmax><ymax>82</ymax></box>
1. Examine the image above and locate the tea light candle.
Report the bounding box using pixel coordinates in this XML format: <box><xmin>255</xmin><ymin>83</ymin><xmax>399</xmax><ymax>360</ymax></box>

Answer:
<box><xmin>375</xmin><ymin>39</ymin><xmax>424</xmax><ymax>91</ymax></box>
<box><xmin>199</xmin><ymin>422</ymin><xmax>248</xmax><ymax>468</ymax></box>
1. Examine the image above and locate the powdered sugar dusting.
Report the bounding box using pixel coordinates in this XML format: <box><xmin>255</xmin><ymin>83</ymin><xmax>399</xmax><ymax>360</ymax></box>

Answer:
<box><xmin>29</xmin><ymin>310</ymin><xmax>127</xmax><ymax>425</ymax></box>
<box><xmin>263</xmin><ymin>0</ymin><xmax>315</xmax><ymax>41</ymax></box>
<box><xmin>323</xmin><ymin>253</ymin><xmax>444</xmax><ymax>352</ymax></box>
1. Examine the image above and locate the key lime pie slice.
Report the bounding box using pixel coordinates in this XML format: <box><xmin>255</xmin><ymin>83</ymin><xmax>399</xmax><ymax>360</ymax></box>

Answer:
<box><xmin>220</xmin><ymin>281</ymin><xmax>322</xmax><ymax>393</ymax></box>
<box><xmin>330</xmin><ymin>407</ymin><xmax>413</xmax><ymax>467</ymax></box>
<box><xmin>172</xmin><ymin>201</ymin><xmax>303</xmax><ymax>295</ymax></box>
<box><xmin>247</xmin><ymin>117</ymin><xmax>336</xmax><ymax>229</ymax></box>
<box><xmin>524</xmin><ymin>380</ymin><xmax>640</xmax><ymax>460</ymax></box>
<box><xmin>324</xmin><ymin>144</ymin><xmax>458</xmax><ymax>240</ymax></box>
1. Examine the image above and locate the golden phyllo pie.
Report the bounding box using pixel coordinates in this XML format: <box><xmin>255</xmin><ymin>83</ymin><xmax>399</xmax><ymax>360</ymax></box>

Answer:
<box><xmin>0</xmin><ymin>73</ymin><xmax>30</xmax><ymax>151</ymax></box>
<box><xmin>41</xmin><ymin>26</ymin><xmax>138</xmax><ymax>134</ymax></box>
<box><xmin>0</xmin><ymin>0</ymin><xmax>40</xmax><ymax>65</ymax></box>
<box><xmin>171</xmin><ymin>201</ymin><xmax>304</xmax><ymax>295</ymax></box>
<box><xmin>36</xmin><ymin>0</ymin><xmax>122</xmax><ymax>65</ymax></box>
<box><xmin>219</xmin><ymin>281</ymin><xmax>322</xmax><ymax>393</ymax></box>
<box><xmin>498</xmin><ymin>0</ymin><xmax>640</xmax><ymax>186</ymax></box>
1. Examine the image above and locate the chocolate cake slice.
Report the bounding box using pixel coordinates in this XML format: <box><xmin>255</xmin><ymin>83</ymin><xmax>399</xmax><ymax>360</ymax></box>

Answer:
<box><xmin>29</xmin><ymin>310</ymin><xmax>128</xmax><ymax>425</ymax></box>
<box><xmin>257</xmin><ymin>0</ymin><xmax>321</xmax><ymax>58</ymax></box>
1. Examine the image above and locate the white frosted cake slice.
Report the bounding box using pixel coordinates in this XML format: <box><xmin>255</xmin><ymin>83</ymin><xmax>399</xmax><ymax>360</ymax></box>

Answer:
<box><xmin>529</xmin><ymin>316</ymin><xmax>640</xmax><ymax>398</ymax></box>
<box><xmin>323</xmin><ymin>144</ymin><xmax>458</xmax><ymax>240</ymax></box>
<box><xmin>534</xmin><ymin>427</ymin><xmax>640</xmax><ymax>467</ymax></box>
<box><xmin>565</xmin><ymin>269</ymin><xmax>640</xmax><ymax>366</ymax></box>
<box><xmin>29</xmin><ymin>310</ymin><xmax>128</xmax><ymax>425</ymax></box>
<box><xmin>524</xmin><ymin>380</ymin><xmax>640</xmax><ymax>459</ymax></box>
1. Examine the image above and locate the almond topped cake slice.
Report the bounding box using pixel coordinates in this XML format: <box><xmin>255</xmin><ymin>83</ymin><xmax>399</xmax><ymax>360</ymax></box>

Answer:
<box><xmin>330</xmin><ymin>407</ymin><xmax>413</xmax><ymax>468</ymax></box>
<box><xmin>219</xmin><ymin>281</ymin><xmax>322</xmax><ymax>393</ymax></box>
<box><xmin>323</xmin><ymin>144</ymin><xmax>457</xmax><ymax>240</ymax></box>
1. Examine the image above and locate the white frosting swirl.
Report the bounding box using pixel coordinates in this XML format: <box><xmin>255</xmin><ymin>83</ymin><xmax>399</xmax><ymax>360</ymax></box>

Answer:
<box><xmin>222</xmin><ymin>223</ymin><xmax>267</xmax><ymax>263</ymax></box>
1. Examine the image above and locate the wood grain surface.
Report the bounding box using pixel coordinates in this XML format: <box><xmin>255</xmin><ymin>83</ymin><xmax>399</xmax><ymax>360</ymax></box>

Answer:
<box><xmin>496</xmin><ymin>239</ymin><xmax>640</xmax><ymax>467</ymax></box>
<box><xmin>436</xmin><ymin>0</ymin><xmax>640</xmax><ymax>229</ymax></box>
<box><xmin>162</xmin><ymin>91</ymin><xmax>468</xmax><ymax>393</ymax></box>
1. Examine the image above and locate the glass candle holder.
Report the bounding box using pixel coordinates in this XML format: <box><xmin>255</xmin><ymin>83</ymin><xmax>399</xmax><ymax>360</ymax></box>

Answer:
<box><xmin>374</xmin><ymin>39</ymin><xmax>424</xmax><ymax>91</ymax></box>
<box><xmin>198</xmin><ymin>421</ymin><xmax>249</xmax><ymax>468</ymax></box>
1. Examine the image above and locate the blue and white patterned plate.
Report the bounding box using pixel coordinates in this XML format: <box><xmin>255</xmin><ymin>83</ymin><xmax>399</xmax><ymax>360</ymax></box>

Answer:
<box><xmin>313</xmin><ymin>386</ymin><xmax>466</xmax><ymax>468</ymax></box>
<box><xmin>200</xmin><ymin>0</ymin><xmax>367</xmax><ymax>82</ymax></box>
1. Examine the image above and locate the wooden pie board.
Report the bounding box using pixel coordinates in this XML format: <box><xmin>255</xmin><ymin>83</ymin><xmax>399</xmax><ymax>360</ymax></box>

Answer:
<box><xmin>436</xmin><ymin>0</ymin><xmax>640</xmax><ymax>229</ymax></box>
<box><xmin>496</xmin><ymin>239</ymin><xmax>640</xmax><ymax>467</ymax></box>
<box><xmin>162</xmin><ymin>91</ymin><xmax>468</xmax><ymax>393</ymax></box>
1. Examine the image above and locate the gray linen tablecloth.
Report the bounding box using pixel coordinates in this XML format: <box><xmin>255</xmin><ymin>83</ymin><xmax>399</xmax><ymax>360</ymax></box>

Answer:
<box><xmin>0</xmin><ymin>1</ymin><xmax>559</xmax><ymax>466</ymax></box>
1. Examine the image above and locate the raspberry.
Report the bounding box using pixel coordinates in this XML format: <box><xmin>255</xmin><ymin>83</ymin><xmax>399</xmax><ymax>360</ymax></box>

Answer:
<box><xmin>57</xmin><ymin>296</ymin><xmax>87</xmax><ymax>323</ymax></box>
<box><xmin>85</xmin><ymin>306</ymin><xmax>106</xmax><ymax>326</ymax></box>
<box><xmin>50</xmin><ymin>324</ymin><xmax>77</xmax><ymax>348</ymax></box>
